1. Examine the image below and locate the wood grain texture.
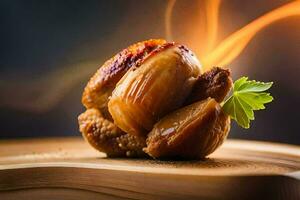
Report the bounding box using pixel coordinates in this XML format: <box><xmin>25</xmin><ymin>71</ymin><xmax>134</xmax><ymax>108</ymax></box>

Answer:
<box><xmin>0</xmin><ymin>137</ymin><xmax>299</xmax><ymax>200</ymax></box>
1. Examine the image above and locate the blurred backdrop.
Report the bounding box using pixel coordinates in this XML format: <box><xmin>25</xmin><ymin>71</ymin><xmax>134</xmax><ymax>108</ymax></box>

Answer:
<box><xmin>0</xmin><ymin>0</ymin><xmax>299</xmax><ymax>145</ymax></box>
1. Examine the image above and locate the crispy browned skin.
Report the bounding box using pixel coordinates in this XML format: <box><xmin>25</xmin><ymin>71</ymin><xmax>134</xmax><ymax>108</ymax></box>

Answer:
<box><xmin>145</xmin><ymin>98</ymin><xmax>230</xmax><ymax>159</ymax></box>
<box><xmin>79</xmin><ymin>39</ymin><xmax>166</xmax><ymax>157</ymax></box>
<box><xmin>78</xmin><ymin>108</ymin><xmax>146</xmax><ymax>157</ymax></box>
<box><xmin>186</xmin><ymin>67</ymin><xmax>233</xmax><ymax>104</ymax></box>
<box><xmin>82</xmin><ymin>39</ymin><xmax>167</xmax><ymax>116</ymax></box>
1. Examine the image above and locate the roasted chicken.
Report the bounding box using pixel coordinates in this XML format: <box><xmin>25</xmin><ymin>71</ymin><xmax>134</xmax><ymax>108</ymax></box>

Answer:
<box><xmin>78</xmin><ymin>39</ymin><xmax>232</xmax><ymax>159</ymax></box>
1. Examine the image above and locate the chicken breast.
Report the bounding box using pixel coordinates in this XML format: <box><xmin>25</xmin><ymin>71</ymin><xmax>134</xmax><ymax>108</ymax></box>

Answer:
<box><xmin>108</xmin><ymin>44</ymin><xmax>202</xmax><ymax>137</ymax></box>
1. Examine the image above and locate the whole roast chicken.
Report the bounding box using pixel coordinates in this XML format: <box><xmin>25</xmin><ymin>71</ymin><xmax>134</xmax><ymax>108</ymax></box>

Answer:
<box><xmin>78</xmin><ymin>39</ymin><xmax>232</xmax><ymax>159</ymax></box>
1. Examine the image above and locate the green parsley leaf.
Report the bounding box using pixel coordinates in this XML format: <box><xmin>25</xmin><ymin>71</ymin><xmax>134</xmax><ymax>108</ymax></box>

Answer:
<box><xmin>222</xmin><ymin>77</ymin><xmax>273</xmax><ymax>129</ymax></box>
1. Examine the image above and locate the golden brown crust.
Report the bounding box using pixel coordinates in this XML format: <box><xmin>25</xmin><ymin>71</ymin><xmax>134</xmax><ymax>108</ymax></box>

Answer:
<box><xmin>78</xmin><ymin>108</ymin><xmax>146</xmax><ymax>157</ymax></box>
<box><xmin>82</xmin><ymin>39</ymin><xmax>167</xmax><ymax>112</ymax></box>
<box><xmin>186</xmin><ymin>67</ymin><xmax>233</xmax><ymax>104</ymax></box>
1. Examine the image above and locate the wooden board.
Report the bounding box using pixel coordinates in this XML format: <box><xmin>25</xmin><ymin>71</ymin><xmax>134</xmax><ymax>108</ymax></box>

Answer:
<box><xmin>0</xmin><ymin>137</ymin><xmax>299</xmax><ymax>200</ymax></box>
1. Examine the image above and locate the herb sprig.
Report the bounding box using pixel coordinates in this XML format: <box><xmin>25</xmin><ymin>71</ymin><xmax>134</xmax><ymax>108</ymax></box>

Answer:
<box><xmin>222</xmin><ymin>77</ymin><xmax>273</xmax><ymax>129</ymax></box>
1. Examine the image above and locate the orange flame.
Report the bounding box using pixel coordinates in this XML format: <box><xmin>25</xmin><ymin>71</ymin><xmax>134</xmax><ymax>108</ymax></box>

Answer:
<box><xmin>203</xmin><ymin>0</ymin><xmax>221</xmax><ymax>54</ymax></box>
<box><xmin>166</xmin><ymin>0</ymin><xmax>300</xmax><ymax>71</ymax></box>
<box><xmin>165</xmin><ymin>0</ymin><xmax>221</xmax><ymax>57</ymax></box>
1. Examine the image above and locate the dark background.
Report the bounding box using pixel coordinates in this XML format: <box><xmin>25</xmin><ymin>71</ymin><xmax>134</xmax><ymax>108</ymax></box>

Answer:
<box><xmin>0</xmin><ymin>0</ymin><xmax>299</xmax><ymax>145</ymax></box>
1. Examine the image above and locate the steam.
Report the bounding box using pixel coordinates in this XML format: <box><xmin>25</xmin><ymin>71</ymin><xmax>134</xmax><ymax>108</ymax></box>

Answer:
<box><xmin>0</xmin><ymin>1</ymin><xmax>165</xmax><ymax>113</ymax></box>
<box><xmin>0</xmin><ymin>60</ymin><xmax>98</xmax><ymax>112</ymax></box>
<box><xmin>165</xmin><ymin>0</ymin><xmax>176</xmax><ymax>41</ymax></box>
